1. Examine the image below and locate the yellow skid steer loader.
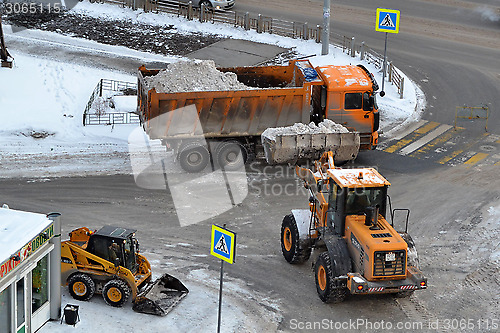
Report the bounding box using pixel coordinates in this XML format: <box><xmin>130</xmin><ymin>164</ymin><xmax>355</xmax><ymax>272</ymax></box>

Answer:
<box><xmin>61</xmin><ymin>225</ymin><xmax>188</xmax><ymax>316</ymax></box>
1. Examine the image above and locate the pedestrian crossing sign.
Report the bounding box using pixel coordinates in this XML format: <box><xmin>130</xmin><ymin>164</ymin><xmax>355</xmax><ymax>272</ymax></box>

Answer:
<box><xmin>376</xmin><ymin>8</ymin><xmax>400</xmax><ymax>33</ymax></box>
<box><xmin>211</xmin><ymin>225</ymin><xmax>236</xmax><ymax>264</ymax></box>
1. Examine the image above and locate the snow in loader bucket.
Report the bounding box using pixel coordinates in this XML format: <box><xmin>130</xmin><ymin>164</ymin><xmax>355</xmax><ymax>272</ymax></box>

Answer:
<box><xmin>261</xmin><ymin>120</ymin><xmax>360</xmax><ymax>164</ymax></box>
<box><xmin>132</xmin><ymin>273</ymin><xmax>189</xmax><ymax>316</ymax></box>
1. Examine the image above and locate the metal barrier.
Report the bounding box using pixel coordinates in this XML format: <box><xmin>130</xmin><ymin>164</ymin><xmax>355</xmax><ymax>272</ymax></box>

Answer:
<box><xmin>388</xmin><ymin>62</ymin><xmax>404</xmax><ymax>99</ymax></box>
<box><xmin>454</xmin><ymin>105</ymin><xmax>489</xmax><ymax>131</ymax></box>
<box><xmin>83</xmin><ymin>79</ymin><xmax>138</xmax><ymax>126</ymax></box>
<box><xmin>85</xmin><ymin>113</ymin><xmax>141</xmax><ymax>125</ymax></box>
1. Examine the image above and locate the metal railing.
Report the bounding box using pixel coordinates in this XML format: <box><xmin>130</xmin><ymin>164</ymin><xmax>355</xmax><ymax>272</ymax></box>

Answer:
<box><xmin>454</xmin><ymin>105</ymin><xmax>489</xmax><ymax>131</ymax></box>
<box><xmin>85</xmin><ymin>112</ymin><xmax>141</xmax><ymax>125</ymax></box>
<box><xmin>83</xmin><ymin>79</ymin><xmax>139</xmax><ymax>126</ymax></box>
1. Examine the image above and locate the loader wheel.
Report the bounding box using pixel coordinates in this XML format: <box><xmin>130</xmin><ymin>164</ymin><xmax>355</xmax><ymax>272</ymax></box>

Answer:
<box><xmin>280</xmin><ymin>214</ymin><xmax>311</xmax><ymax>264</ymax></box>
<box><xmin>314</xmin><ymin>252</ymin><xmax>348</xmax><ymax>303</ymax></box>
<box><xmin>216</xmin><ymin>141</ymin><xmax>247</xmax><ymax>171</ymax></box>
<box><xmin>179</xmin><ymin>144</ymin><xmax>210</xmax><ymax>173</ymax></box>
<box><xmin>103</xmin><ymin>279</ymin><xmax>131</xmax><ymax>307</ymax></box>
<box><xmin>68</xmin><ymin>273</ymin><xmax>95</xmax><ymax>301</ymax></box>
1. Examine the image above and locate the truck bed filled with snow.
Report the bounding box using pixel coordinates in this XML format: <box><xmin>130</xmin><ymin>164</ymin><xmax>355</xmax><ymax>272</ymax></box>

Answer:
<box><xmin>144</xmin><ymin>60</ymin><xmax>252</xmax><ymax>93</ymax></box>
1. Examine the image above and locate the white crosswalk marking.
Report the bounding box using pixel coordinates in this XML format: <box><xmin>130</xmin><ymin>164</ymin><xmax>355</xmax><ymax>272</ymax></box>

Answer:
<box><xmin>399</xmin><ymin>124</ymin><xmax>453</xmax><ymax>156</ymax></box>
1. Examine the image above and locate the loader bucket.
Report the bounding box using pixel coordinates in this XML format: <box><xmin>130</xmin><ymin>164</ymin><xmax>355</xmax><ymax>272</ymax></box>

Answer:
<box><xmin>132</xmin><ymin>273</ymin><xmax>189</xmax><ymax>316</ymax></box>
<box><xmin>262</xmin><ymin>131</ymin><xmax>360</xmax><ymax>165</ymax></box>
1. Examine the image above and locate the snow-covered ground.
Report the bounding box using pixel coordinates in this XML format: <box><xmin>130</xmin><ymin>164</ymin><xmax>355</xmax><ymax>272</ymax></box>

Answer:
<box><xmin>0</xmin><ymin>1</ymin><xmax>423</xmax><ymax>179</ymax></box>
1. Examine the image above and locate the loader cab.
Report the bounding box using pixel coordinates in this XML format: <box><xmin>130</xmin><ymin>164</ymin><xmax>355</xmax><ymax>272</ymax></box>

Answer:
<box><xmin>86</xmin><ymin>226</ymin><xmax>138</xmax><ymax>273</ymax></box>
<box><xmin>325</xmin><ymin>168</ymin><xmax>390</xmax><ymax>236</ymax></box>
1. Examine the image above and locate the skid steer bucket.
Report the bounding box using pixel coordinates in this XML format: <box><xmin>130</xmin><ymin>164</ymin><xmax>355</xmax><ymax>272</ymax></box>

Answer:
<box><xmin>262</xmin><ymin>131</ymin><xmax>360</xmax><ymax>165</ymax></box>
<box><xmin>132</xmin><ymin>273</ymin><xmax>189</xmax><ymax>316</ymax></box>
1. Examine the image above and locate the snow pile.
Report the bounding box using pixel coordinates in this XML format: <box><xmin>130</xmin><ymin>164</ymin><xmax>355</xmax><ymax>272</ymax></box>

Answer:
<box><xmin>0</xmin><ymin>206</ymin><xmax>52</xmax><ymax>264</ymax></box>
<box><xmin>261</xmin><ymin>119</ymin><xmax>349</xmax><ymax>141</ymax></box>
<box><xmin>144</xmin><ymin>60</ymin><xmax>251</xmax><ymax>93</ymax></box>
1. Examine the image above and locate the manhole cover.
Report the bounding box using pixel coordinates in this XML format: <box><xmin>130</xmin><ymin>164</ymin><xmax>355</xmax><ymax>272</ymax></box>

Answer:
<box><xmin>480</xmin><ymin>145</ymin><xmax>496</xmax><ymax>152</ymax></box>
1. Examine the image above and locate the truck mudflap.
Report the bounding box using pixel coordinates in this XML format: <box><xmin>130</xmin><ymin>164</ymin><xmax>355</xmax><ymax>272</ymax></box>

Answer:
<box><xmin>262</xmin><ymin>131</ymin><xmax>360</xmax><ymax>164</ymax></box>
<box><xmin>344</xmin><ymin>269</ymin><xmax>427</xmax><ymax>295</ymax></box>
<box><xmin>132</xmin><ymin>273</ymin><xmax>189</xmax><ymax>316</ymax></box>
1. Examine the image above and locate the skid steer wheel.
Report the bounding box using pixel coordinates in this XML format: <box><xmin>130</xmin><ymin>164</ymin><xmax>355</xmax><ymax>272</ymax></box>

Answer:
<box><xmin>68</xmin><ymin>273</ymin><xmax>95</xmax><ymax>301</ymax></box>
<box><xmin>103</xmin><ymin>279</ymin><xmax>131</xmax><ymax>307</ymax></box>
<box><xmin>216</xmin><ymin>141</ymin><xmax>247</xmax><ymax>171</ymax></box>
<box><xmin>314</xmin><ymin>252</ymin><xmax>349</xmax><ymax>303</ymax></box>
<box><xmin>178</xmin><ymin>143</ymin><xmax>210</xmax><ymax>173</ymax></box>
<box><xmin>280</xmin><ymin>214</ymin><xmax>311</xmax><ymax>264</ymax></box>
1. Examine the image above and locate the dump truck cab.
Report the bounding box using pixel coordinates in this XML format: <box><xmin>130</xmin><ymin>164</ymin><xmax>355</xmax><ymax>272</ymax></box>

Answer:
<box><xmin>313</xmin><ymin>63</ymin><xmax>379</xmax><ymax>150</ymax></box>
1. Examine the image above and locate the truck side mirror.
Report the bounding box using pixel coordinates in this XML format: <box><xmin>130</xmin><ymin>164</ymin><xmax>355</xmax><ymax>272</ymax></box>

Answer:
<box><xmin>363</xmin><ymin>93</ymin><xmax>373</xmax><ymax>111</ymax></box>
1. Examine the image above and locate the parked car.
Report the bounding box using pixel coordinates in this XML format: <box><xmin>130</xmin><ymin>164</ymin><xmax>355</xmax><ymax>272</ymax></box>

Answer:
<box><xmin>180</xmin><ymin>0</ymin><xmax>235</xmax><ymax>10</ymax></box>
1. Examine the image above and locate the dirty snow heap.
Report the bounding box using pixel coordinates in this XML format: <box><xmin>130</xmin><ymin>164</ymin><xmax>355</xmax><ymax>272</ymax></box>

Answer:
<box><xmin>261</xmin><ymin>119</ymin><xmax>359</xmax><ymax>164</ymax></box>
<box><xmin>261</xmin><ymin>119</ymin><xmax>349</xmax><ymax>141</ymax></box>
<box><xmin>144</xmin><ymin>60</ymin><xmax>251</xmax><ymax>93</ymax></box>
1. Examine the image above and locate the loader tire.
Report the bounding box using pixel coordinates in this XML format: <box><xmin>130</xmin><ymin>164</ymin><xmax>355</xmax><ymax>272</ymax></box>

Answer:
<box><xmin>216</xmin><ymin>141</ymin><xmax>247</xmax><ymax>171</ymax></box>
<box><xmin>314</xmin><ymin>251</ymin><xmax>349</xmax><ymax>303</ymax></box>
<box><xmin>178</xmin><ymin>143</ymin><xmax>210</xmax><ymax>173</ymax></box>
<box><xmin>68</xmin><ymin>273</ymin><xmax>95</xmax><ymax>301</ymax></box>
<box><xmin>103</xmin><ymin>279</ymin><xmax>131</xmax><ymax>307</ymax></box>
<box><xmin>281</xmin><ymin>214</ymin><xmax>311</xmax><ymax>264</ymax></box>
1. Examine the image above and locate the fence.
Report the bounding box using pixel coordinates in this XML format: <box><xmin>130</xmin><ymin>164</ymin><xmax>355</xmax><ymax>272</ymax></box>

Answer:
<box><xmin>454</xmin><ymin>105</ymin><xmax>489</xmax><ymax>131</ymax></box>
<box><xmin>83</xmin><ymin>79</ymin><xmax>139</xmax><ymax>126</ymax></box>
<box><xmin>85</xmin><ymin>0</ymin><xmax>404</xmax><ymax>98</ymax></box>
<box><xmin>85</xmin><ymin>112</ymin><xmax>141</xmax><ymax>125</ymax></box>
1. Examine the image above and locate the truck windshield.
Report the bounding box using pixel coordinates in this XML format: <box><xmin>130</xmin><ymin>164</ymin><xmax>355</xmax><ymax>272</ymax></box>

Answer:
<box><xmin>345</xmin><ymin>187</ymin><xmax>385</xmax><ymax>215</ymax></box>
<box><xmin>123</xmin><ymin>237</ymin><xmax>137</xmax><ymax>273</ymax></box>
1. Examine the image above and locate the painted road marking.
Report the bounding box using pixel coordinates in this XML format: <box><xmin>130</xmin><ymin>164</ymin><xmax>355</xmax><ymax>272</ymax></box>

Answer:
<box><xmin>464</xmin><ymin>152</ymin><xmax>489</xmax><ymax>166</ymax></box>
<box><xmin>399</xmin><ymin>124</ymin><xmax>453</xmax><ymax>156</ymax></box>
<box><xmin>409</xmin><ymin>126</ymin><xmax>460</xmax><ymax>158</ymax></box>
<box><xmin>384</xmin><ymin>121</ymin><xmax>439</xmax><ymax>153</ymax></box>
<box><xmin>392</xmin><ymin>120</ymin><xmax>428</xmax><ymax>141</ymax></box>
<box><xmin>439</xmin><ymin>133</ymin><xmax>490</xmax><ymax>164</ymax></box>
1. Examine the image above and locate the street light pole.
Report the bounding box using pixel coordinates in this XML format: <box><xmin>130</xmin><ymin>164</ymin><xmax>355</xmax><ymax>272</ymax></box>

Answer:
<box><xmin>322</xmin><ymin>0</ymin><xmax>330</xmax><ymax>55</ymax></box>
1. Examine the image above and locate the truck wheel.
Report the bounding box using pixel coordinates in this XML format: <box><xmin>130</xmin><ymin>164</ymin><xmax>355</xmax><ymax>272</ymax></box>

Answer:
<box><xmin>280</xmin><ymin>214</ymin><xmax>311</xmax><ymax>264</ymax></box>
<box><xmin>103</xmin><ymin>279</ymin><xmax>131</xmax><ymax>307</ymax></box>
<box><xmin>314</xmin><ymin>252</ymin><xmax>348</xmax><ymax>303</ymax></box>
<box><xmin>216</xmin><ymin>141</ymin><xmax>247</xmax><ymax>171</ymax></box>
<box><xmin>68</xmin><ymin>273</ymin><xmax>95</xmax><ymax>301</ymax></box>
<box><xmin>179</xmin><ymin>144</ymin><xmax>210</xmax><ymax>173</ymax></box>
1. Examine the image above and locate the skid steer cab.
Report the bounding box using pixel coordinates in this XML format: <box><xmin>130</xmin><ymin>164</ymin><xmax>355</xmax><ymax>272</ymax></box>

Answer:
<box><xmin>61</xmin><ymin>225</ymin><xmax>188</xmax><ymax>315</ymax></box>
<box><xmin>280</xmin><ymin>152</ymin><xmax>427</xmax><ymax>303</ymax></box>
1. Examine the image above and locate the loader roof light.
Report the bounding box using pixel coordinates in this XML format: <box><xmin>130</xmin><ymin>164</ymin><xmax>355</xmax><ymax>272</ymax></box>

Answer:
<box><xmin>358</xmin><ymin>172</ymin><xmax>363</xmax><ymax>179</ymax></box>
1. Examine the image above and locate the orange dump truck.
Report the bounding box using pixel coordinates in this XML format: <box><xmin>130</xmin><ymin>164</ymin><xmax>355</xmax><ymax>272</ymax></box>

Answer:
<box><xmin>138</xmin><ymin>59</ymin><xmax>379</xmax><ymax>172</ymax></box>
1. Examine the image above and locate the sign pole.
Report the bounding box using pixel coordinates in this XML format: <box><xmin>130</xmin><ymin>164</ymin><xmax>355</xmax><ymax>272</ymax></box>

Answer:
<box><xmin>321</xmin><ymin>0</ymin><xmax>330</xmax><ymax>55</ymax></box>
<box><xmin>375</xmin><ymin>8</ymin><xmax>400</xmax><ymax>98</ymax></box>
<box><xmin>380</xmin><ymin>32</ymin><xmax>388</xmax><ymax>97</ymax></box>
<box><xmin>211</xmin><ymin>224</ymin><xmax>236</xmax><ymax>333</ymax></box>
<box><xmin>217</xmin><ymin>259</ymin><xmax>224</xmax><ymax>333</ymax></box>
